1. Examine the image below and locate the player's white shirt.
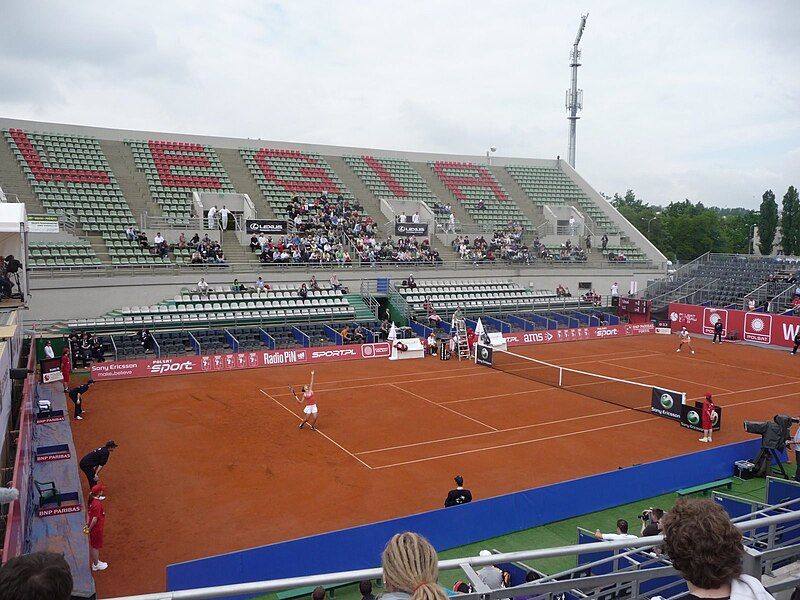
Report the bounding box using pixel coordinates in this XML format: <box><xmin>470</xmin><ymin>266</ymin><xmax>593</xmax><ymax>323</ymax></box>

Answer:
<box><xmin>679</xmin><ymin>330</ymin><xmax>690</xmax><ymax>341</ymax></box>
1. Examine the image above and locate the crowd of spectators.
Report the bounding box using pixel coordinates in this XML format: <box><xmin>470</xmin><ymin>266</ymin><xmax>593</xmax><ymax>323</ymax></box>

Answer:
<box><xmin>67</xmin><ymin>331</ymin><xmax>106</xmax><ymax>367</ymax></box>
<box><xmin>452</xmin><ymin>223</ymin><xmax>530</xmax><ymax>264</ymax></box>
<box><xmin>354</xmin><ymin>235</ymin><xmax>441</xmax><ymax>265</ymax></box>
<box><xmin>183</xmin><ymin>232</ymin><xmax>225</xmax><ymax>265</ymax></box>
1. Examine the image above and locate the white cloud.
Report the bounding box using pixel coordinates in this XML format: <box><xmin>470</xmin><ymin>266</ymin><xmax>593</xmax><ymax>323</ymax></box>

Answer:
<box><xmin>2</xmin><ymin>0</ymin><xmax>798</xmax><ymax>208</ymax></box>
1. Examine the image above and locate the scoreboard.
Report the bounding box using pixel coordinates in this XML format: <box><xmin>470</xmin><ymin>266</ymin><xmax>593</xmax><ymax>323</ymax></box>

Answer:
<box><xmin>619</xmin><ymin>297</ymin><xmax>651</xmax><ymax>315</ymax></box>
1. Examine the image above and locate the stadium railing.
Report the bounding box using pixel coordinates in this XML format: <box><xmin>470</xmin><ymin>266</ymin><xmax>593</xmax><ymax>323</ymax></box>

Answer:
<box><xmin>103</xmin><ymin>510</ymin><xmax>800</xmax><ymax>600</ymax></box>
<box><xmin>2</xmin><ymin>335</ymin><xmax>36</xmax><ymax>563</ymax></box>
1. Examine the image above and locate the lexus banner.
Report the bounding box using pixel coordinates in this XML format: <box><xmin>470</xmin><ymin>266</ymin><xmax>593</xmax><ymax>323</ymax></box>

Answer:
<box><xmin>395</xmin><ymin>222</ymin><xmax>428</xmax><ymax>237</ymax></box>
<box><xmin>246</xmin><ymin>219</ymin><xmax>288</xmax><ymax>236</ymax></box>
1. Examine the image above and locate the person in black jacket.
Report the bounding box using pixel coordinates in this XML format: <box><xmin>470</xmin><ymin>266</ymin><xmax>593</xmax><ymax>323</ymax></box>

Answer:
<box><xmin>712</xmin><ymin>319</ymin><xmax>724</xmax><ymax>344</ymax></box>
<box><xmin>791</xmin><ymin>332</ymin><xmax>800</xmax><ymax>355</ymax></box>
<box><xmin>444</xmin><ymin>475</ymin><xmax>472</xmax><ymax>507</ymax></box>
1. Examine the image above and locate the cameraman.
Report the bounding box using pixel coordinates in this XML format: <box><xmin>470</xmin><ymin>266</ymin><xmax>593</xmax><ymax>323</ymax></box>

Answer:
<box><xmin>640</xmin><ymin>508</ymin><xmax>664</xmax><ymax>536</ymax></box>
<box><xmin>790</xmin><ymin>419</ymin><xmax>800</xmax><ymax>482</ymax></box>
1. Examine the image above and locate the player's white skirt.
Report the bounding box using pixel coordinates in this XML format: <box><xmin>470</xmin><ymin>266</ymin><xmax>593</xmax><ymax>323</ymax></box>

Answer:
<box><xmin>303</xmin><ymin>404</ymin><xmax>318</xmax><ymax>415</ymax></box>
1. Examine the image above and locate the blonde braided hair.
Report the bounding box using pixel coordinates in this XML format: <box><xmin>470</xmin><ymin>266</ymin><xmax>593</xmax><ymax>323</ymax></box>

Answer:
<box><xmin>381</xmin><ymin>533</ymin><xmax>447</xmax><ymax>600</ymax></box>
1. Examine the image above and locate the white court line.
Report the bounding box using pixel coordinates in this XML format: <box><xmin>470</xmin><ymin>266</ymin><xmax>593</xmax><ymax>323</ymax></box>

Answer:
<box><xmin>370</xmin><ymin>416</ymin><xmax>658</xmax><ymax>470</ymax></box>
<box><xmin>258</xmin><ymin>389</ymin><xmax>372</xmax><ymax>470</ymax></box>
<box><xmin>650</xmin><ymin>349</ymin><xmax>800</xmax><ymax>382</ymax></box>
<box><xmin>356</xmin><ymin>405</ymin><xmax>634</xmax><ymax>456</ymax></box>
<box><xmin>388</xmin><ymin>383</ymin><xmax>498</xmax><ymax>432</ymax></box>
<box><xmin>685</xmin><ymin>380</ymin><xmax>800</xmax><ymax>403</ymax></box>
<box><xmin>597</xmin><ymin>360</ymin><xmax>734</xmax><ymax>392</ymax></box>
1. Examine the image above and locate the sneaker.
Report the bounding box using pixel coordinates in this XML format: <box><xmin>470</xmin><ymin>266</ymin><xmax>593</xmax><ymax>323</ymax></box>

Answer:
<box><xmin>92</xmin><ymin>561</ymin><xmax>108</xmax><ymax>571</ymax></box>
<box><xmin>691</xmin><ymin>351</ymin><xmax>695</xmax><ymax>354</ymax></box>
<box><xmin>699</xmin><ymin>437</ymin><xmax>707</xmax><ymax>442</ymax></box>
<box><xmin>298</xmin><ymin>423</ymin><xmax>304</xmax><ymax>429</ymax></box>
<box><xmin>76</xmin><ymin>416</ymin><xmax>83</xmax><ymax>420</ymax></box>
<box><xmin>676</xmin><ymin>349</ymin><xmax>681</xmax><ymax>352</ymax></box>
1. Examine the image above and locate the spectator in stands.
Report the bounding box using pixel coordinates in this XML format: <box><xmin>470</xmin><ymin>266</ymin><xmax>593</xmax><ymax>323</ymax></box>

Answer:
<box><xmin>190</xmin><ymin>250</ymin><xmax>203</xmax><ymax>264</ymax></box>
<box><xmin>79</xmin><ymin>335</ymin><xmax>92</xmax><ymax>368</ymax></box>
<box><xmin>126</xmin><ymin>225</ymin><xmax>137</xmax><ymax>241</ymax></box>
<box><xmin>312</xmin><ymin>587</ymin><xmax>327</xmax><ymax>600</ymax></box>
<box><xmin>249</xmin><ymin>234</ymin><xmax>260</xmax><ymax>252</ymax></box>
<box><xmin>569</xmin><ymin>215</ymin><xmax>576</xmax><ymax>235</ymax></box>
<box><xmin>594</xmin><ymin>519</ymin><xmax>637</xmax><ymax>541</ymax></box>
<box><xmin>0</xmin><ymin>551</ymin><xmax>73</xmax><ymax>600</ymax></box>
<box><xmin>309</xmin><ymin>275</ymin><xmax>320</xmax><ymax>291</ymax></box>
<box><xmin>232</xmin><ymin>279</ymin><xmax>244</xmax><ymax>292</ymax></box>
<box><xmin>86</xmin><ymin>484</ymin><xmax>108</xmax><ymax>571</ymax></box>
<box><xmin>380</xmin><ymin>319</ymin><xmax>391</xmax><ymax>341</ymax></box>
<box><xmin>178</xmin><ymin>232</ymin><xmax>186</xmax><ymax>249</ymax></box>
<box><xmin>476</xmin><ymin>550</ymin><xmax>503</xmax><ymax>588</ymax></box>
<box><xmin>586</xmin><ymin>234</ymin><xmax>592</xmax><ymax>253</ymax></box>
<box><xmin>139</xmin><ymin>328</ymin><xmax>155</xmax><ymax>353</ymax></box>
<box><xmin>68</xmin><ymin>379</ymin><xmax>94</xmax><ymax>421</ymax></box>
<box><xmin>78</xmin><ymin>441</ymin><xmax>118</xmax><ymax>489</ymax></box>
<box><xmin>91</xmin><ymin>337</ymin><xmax>105</xmax><ymax>363</ymax></box>
<box><xmin>601</xmin><ymin>234</ymin><xmax>609</xmax><ymax>251</ymax></box>
<box><xmin>154</xmin><ymin>232</ymin><xmax>169</xmax><ymax>258</ymax></box>
<box><xmin>661</xmin><ymin>498</ymin><xmax>774</xmax><ymax>600</ymax></box>
<box><xmin>407</xmin><ymin>274</ymin><xmax>416</xmax><ymax>289</ymax></box>
<box><xmin>207</xmin><ymin>205</ymin><xmax>218</xmax><ymax>230</ymax></box>
<box><xmin>556</xmin><ymin>284</ymin><xmax>567</xmax><ymax>297</ymax></box>
<box><xmin>340</xmin><ymin>325</ymin><xmax>352</xmax><ymax>344</ymax></box>
<box><xmin>137</xmin><ymin>230</ymin><xmax>149</xmax><ymax>249</ymax></box>
<box><xmin>330</xmin><ymin>274</ymin><xmax>342</xmax><ymax>291</ymax></box>
<box><xmin>444</xmin><ymin>475</ymin><xmax>472</xmax><ymax>507</ymax></box>
<box><xmin>398</xmin><ymin>211</ymin><xmax>407</xmax><ymax>223</ymax></box>
<box><xmin>298</xmin><ymin>283</ymin><xmax>308</xmax><ymax>300</ymax></box>
<box><xmin>427</xmin><ymin>331</ymin><xmax>437</xmax><ymax>355</ymax></box>
<box><xmin>412</xmin><ymin>211</ymin><xmax>420</xmax><ymax>223</ymax></box>
<box><xmin>640</xmin><ymin>508</ymin><xmax>664</xmax><ymax>536</ymax></box>
<box><xmin>43</xmin><ymin>339</ymin><xmax>55</xmax><ymax>359</ymax></box>
<box><xmin>448</xmin><ymin>213</ymin><xmax>456</xmax><ymax>233</ymax></box>
<box><xmin>381</xmin><ymin>532</ymin><xmax>447</xmax><ymax>600</ymax></box>
<box><xmin>190</xmin><ymin>232</ymin><xmax>200</xmax><ymax>246</ymax></box>
<box><xmin>476</xmin><ymin>199</ymin><xmax>486</xmax><ymax>210</ymax></box>
<box><xmin>610</xmin><ymin>282</ymin><xmax>620</xmax><ymax>306</ymax></box>
<box><xmin>197</xmin><ymin>278</ymin><xmax>210</xmax><ymax>296</ymax></box>
<box><xmin>359</xmin><ymin>580</ymin><xmax>376</xmax><ymax>600</ymax></box>
<box><xmin>255</xmin><ymin>276</ymin><xmax>267</xmax><ymax>292</ymax></box>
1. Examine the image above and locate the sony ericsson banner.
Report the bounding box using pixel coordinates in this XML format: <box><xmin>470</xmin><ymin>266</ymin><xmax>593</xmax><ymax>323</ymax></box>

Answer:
<box><xmin>650</xmin><ymin>387</ymin><xmax>683</xmax><ymax>420</ymax></box>
<box><xmin>395</xmin><ymin>222</ymin><xmax>428</xmax><ymax>237</ymax></box>
<box><xmin>475</xmin><ymin>344</ymin><xmax>493</xmax><ymax>367</ymax></box>
<box><xmin>245</xmin><ymin>219</ymin><xmax>288</xmax><ymax>236</ymax></box>
<box><xmin>680</xmin><ymin>402</ymin><xmax>722</xmax><ymax>432</ymax></box>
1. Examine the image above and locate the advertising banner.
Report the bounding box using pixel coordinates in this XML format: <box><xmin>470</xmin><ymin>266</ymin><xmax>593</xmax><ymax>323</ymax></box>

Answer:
<box><xmin>668</xmin><ymin>303</ymin><xmax>800</xmax><ymax>348</ymax></box>
<box><xmin>650</xmin><ymin>387</ymin><xmax>683</xmax><ymax>420</ymax></box>
<box><xmin>245</xmin><ymin>219</ymin><xmax>288</xmax><ymax>236</ymax></box>
<box><xmin>91</xmin><ymin>342</ymin><xmax>391</xmax><ymax>381</ymax></box>
<box><xmin>680</xmin><ymin>401</ymin><xmax>722</xmax><ymax>432</ymax></box>
<box><xmin>394</xmin><ymin>222</ymin><xmax>428</xmax><ymax>237</ymax></box>
<box><xmin>501</xmin><ymin>322</ymin><xmax>654</xmax><ymax>347</ymax></box>
<box><xmin>28</xmin><ymin>214</ymin><xmax>60</xmax><ymax>233</ymax></box>
<box><xmin>40</xmin><ymin>357</ymin><xmax>63</xmax><ymax>383</ymax></box>
<box><xmin>475</xmin><ymin>344</ymin><xmax>493</xmax><ymax>367</ymax></box>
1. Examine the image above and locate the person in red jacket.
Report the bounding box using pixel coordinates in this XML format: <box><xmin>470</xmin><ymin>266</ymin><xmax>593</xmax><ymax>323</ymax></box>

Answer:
<box><xmin>466</xmin><ymin>328</ymin><xmax>478</xmax><ymax>356</ymax></box>
<box><xmin>699</xmin><ymin>393</ymin><xmax>717</xmax><ymax>443</ymax></box>
<box><xmin>60</xmin><ymin>346</ymin><xmax>71</xmax><ymax>393</ymax></box>
<box><xmin>86</xmin><ymin>484</ymin><xmax>108</xmax><ymax>571</ymax></box>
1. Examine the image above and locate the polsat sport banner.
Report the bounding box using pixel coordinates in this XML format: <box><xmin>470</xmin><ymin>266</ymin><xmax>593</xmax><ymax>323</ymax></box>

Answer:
<box><xmin>91</xmin><ymin>342</ymin><xmax>391</xmax><ymax>381</ymax></box>
<box><xmin>668</xmin><ymin>303</ymin><xmax>800</xmax><ymax>348</ymax></box>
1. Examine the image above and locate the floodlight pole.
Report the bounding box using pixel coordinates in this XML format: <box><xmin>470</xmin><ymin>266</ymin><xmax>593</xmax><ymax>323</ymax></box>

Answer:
<box><xmin>566</xmin><ymin>14</ymin><xmax>588</xmax><ymax>168</ymax></box>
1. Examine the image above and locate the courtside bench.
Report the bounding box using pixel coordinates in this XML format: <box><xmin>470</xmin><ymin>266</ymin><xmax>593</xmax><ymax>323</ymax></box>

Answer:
<box><xmin>677</xmin><ymin>478</ymin><xmax>733</xmax><ymax>497</ymax></box>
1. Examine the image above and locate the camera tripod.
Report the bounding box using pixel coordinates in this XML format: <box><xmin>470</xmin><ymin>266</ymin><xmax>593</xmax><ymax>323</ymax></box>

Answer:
<box><xmin>753</xmin><ymin>447</ymin><xmax>790</xmax><ymax>479</ymax></box>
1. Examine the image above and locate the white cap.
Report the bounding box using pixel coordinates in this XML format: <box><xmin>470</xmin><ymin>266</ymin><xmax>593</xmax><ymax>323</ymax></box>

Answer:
<box><xmin>479</xmin><ymin>550</ymin><xmax>492</xmax><ymax>557</ymax></box>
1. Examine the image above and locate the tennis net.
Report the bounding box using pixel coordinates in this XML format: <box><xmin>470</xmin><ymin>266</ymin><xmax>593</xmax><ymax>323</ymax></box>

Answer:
<box><xmin>487</xmin><ymin>348</ymin><xmax>685</xmax><ymax>415</ymax></box>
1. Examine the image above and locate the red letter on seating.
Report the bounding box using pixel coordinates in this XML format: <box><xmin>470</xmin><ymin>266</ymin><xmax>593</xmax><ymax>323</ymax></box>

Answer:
<box><xmin>254</xmin><ymin>149</ymin><xmax>340</xmax><ymax>195</ymax></box>
<box><xmin>432</xmin><ymin>162</ymin><xmax>507</xmax><ymax>202</ymax></box>
<box><xmin>9</xmin><ymin>129</ymin><xmax>110</xmax><ymax>184</ymax></box>
<box><xmin>361</xmin><ymin>156</ymin><xmax>408</xmax><ymax>198</ymax></box>
<box><xmin>148</xmin><ymin>141</ymin><xmax>221</xmax><ymax>188</ymax></box>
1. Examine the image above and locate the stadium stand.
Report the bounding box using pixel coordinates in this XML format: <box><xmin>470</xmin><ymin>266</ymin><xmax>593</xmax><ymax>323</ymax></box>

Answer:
<box><xmin>126</xmin><ymin>139</ymin><xmax>235</xmax><ymax>222</ymax></box>
<box><xmin>505</xmin><ymin>164</ymin><xmax>619</xmax><ymax>234</ymax></box>
<box><xmin>29</xmin><ymin>240</ymin><xmax>101</xmax><ymax>268</ymax></box>
<box><xmin>429</xmin><ymin>161</ymin><xmax>531</xmax><ymax>230</ymax></box>
<box><xmin>240</xmin><ymin>148</ymin><xmax>356</xmax><ymax>219</ymax></box>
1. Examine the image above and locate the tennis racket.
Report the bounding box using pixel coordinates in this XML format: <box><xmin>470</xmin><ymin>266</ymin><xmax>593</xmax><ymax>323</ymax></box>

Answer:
<box><xmin>288</xmin><ymin>385</ymin><xmax>301</xmax><ymax>403</ymax></box>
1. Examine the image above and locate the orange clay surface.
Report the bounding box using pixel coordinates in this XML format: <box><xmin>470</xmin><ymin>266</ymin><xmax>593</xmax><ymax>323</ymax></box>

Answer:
<box><xmin>71</xmin><ymin>334</ymin><xmax>800</xmax><ymax>597</ymax></box>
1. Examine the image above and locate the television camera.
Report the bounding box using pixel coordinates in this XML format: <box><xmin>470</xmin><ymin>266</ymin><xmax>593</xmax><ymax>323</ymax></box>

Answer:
<box><xmin>743</xmin><ymin>415</ymin><xmax>799</xmax><ymax>478</ymax></box>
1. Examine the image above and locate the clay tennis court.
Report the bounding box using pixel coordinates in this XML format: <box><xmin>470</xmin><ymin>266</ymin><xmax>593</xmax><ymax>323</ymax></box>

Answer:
<box><xmin>72</xmin><ymin>334</ymin><xmax>800</xmax><ymax>598</ymax></box>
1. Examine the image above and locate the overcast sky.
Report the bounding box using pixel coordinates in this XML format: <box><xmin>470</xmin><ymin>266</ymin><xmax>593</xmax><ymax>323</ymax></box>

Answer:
<box><xmin>2</xmin><ymin>1</ymin><xmax>798</xmax><ymax>209</ymax></box>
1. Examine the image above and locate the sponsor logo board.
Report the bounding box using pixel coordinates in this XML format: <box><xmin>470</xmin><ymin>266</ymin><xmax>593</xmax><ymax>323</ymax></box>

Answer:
<box><xmin>245</xmin><ymin>219</ymin><xmax>288</xmax><ymax>235</ymax></box>
<box><xmin>394</xmin><ymin>222</ymin><xmax>428</xmax><ymax>237</ymax></box>
<box><xmin>38</xmin><ymin>504</ymin><xmax>82</xmax><ymax>518</ymax></box>
<box><xmin>744</xmin><ymin>312</ymin><xmax>772</xmax><ymax>344</ymax></box>
<box><xmin>35</xmin><ymin>451</ymin><xmax>71</xmax><ymax>462</ymax></box>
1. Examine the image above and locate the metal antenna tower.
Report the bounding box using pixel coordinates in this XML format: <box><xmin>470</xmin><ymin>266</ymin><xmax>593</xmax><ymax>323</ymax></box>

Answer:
<box><xmin>566</xmin><ymin>14</ymin><xmax>588</xmax><ymax>168</ymax></box>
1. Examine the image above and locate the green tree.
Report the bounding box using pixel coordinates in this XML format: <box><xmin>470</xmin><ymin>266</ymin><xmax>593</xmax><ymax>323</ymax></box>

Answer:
<box><xmin>758</xmin><ymin>190</ymin><xmax>778</xmax><ymax>255</ymax></box>
<box><xmin>781</xmin><ymin>186</ymin><xmax>800</xmax><ymax>256</ymax></box>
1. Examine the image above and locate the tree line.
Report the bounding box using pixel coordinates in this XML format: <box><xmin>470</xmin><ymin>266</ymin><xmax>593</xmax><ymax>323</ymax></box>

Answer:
<box><xmin>606</xmin><ymin>186</ymin><xmax>798</xmax><ymax>262</ymax></box>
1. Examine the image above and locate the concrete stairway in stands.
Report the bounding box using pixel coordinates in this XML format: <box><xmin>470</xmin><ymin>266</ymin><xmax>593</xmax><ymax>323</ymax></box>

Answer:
<box><xmin>99</xmin><ymin>140</ymin><xmax>160</xmax><ymax>220</ymax></box>
<box><xmin>221</xmin><ymin>230</ymin><xmax>260</xmax><ymax>265</ymax></box>
<box><xmin>0</xmin><ymin>138</ymin><xmax>44</xmax><ymax>212</ymax></box>
<box><xmin>325</xmin><ymin>155</ymin><xmax>385</xmax><ymax>222</ymax></box>
<box><xmin>491</xmin><ymin>166</ymin><xmax>546</xmax><ymax>230</ymax></box>
<box><xmin>344</xmin><ymin>293</ymin><xmax>378</xmax><ymax>322</ymax></box>
<box><xmin>409</xmin><ymin>161</ymin><xmax>479</xmax><ymax>231</ymax></box>
<box><xmin>215</xmin><ymin>148</ymin><xmax>276</xmax><ymax>219</ymax></box>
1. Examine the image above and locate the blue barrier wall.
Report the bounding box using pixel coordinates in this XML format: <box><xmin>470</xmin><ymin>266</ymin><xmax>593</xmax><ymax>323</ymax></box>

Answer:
<box><xmin>168</xmin><ymin>439</ymin><xmax>762</xmax><ymax>598</ymax></box>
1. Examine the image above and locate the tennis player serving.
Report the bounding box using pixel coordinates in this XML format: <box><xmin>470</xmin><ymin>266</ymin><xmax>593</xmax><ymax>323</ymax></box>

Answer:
<box><xmin>291</xmin><ymin>371</ymin><xmax>318</xmax><ymax>430</ymax></box>
<box><xmin>676</xmin><ymin>327</ymin><xmax>695</xmax><ymax>354</ymax></box>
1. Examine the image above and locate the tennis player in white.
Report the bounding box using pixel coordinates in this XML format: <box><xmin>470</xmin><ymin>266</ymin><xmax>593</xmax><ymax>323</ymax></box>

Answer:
<box><xmin>676</xmin><ymin>327</ymin><xmax>695</xmax><ymax>354</ymax></box>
